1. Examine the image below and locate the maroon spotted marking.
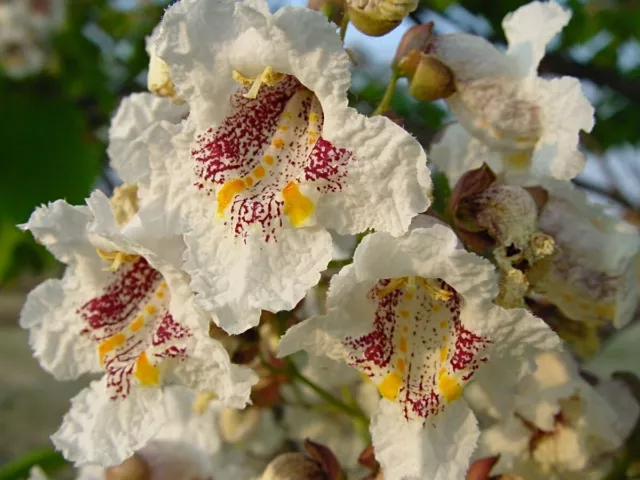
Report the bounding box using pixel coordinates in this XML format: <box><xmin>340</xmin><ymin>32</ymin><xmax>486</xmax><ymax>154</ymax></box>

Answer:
<box><xmin>77</xmin><ymin>258</ymin><xmax>193</xmax><ymax>400</ymax></box>
<box><xmin>191</xmin><ymin>75</ymin><xmax>355</xmax><ymax>242</ymax></box>
<box><xmin>344</xmin><ymin>278</ymin><xmax>491</xmax><ymax>422</ymax></box>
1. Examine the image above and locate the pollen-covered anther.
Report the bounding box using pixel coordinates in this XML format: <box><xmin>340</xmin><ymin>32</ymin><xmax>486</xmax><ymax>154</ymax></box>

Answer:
<box><xmin>95</xmin><ymin>249</ymin><xmax>141</xmax><ymax>272</ymax></box>
<box><xmin>376</xmin><ymin>276</ymin><xmax>453</xmax><ymax>302</ymax></box>
<box><xmin>233</xmin><ymin>66</ymin><xmax>286</xmax><ymax>99</ymax></box>
<box><xmin>109</xmin><ymin>183</ymin><xmax>139</xmax><ymax>227</ymax></box>
<box><xmin>192</xmin><ymin>391</ymin><xmax>218</xmax><ymax>415</ymax></box>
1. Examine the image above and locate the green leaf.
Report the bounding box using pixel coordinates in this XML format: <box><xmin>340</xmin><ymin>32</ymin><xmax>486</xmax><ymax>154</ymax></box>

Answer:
<box><xmin>0</xmin><ymin>448</ymin><xmax>67</xmax><ymax>480</ymax></box>
<box><xmin>0</xmin><ymin>93</ymin><xmax>101</xmax><ymax>224</ymax></box>
<box><xmin>431</xmin><ymin>169</ymin><xmax>451</xmax><ymax>216</ymax></box>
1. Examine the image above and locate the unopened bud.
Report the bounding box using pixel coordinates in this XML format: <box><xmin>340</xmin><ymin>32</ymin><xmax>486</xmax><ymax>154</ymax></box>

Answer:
<box><xmin>346</xmin><ymin>0</ymin><xmax>418</xmax><ymax>37</ymax></box>
<box><xmin>261</xmin><ymin>452</ymin><xmax>327</xmax><ymax>480</ymax></box>
<box><xmin>105</xmin><ymin>454</ymin><xmax>150</xmax><ymax>480</ymax></box>
<box><xmin>408</xmin><ymin>54</ymin><xmax>455</xmax><ymax>101</ymax></box>
<box><xmin>392</xmin><ymin>23</ymin><xmax>434</xmax><ymax>76</ymax></box>
<box><xmin>308</xmin><ymin>0</ymin><xmax>345</xmax><ymax>25</ymax></box>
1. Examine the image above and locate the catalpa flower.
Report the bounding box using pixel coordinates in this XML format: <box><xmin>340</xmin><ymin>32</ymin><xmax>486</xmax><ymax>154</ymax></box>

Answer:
<box><xmin>473</xmin><ymin>352</ymin><xmax>640</xmax><ymax>480</ymax></box>
<box><xmin>20</xmin><ymin>190</ymin><xmax>256</xmax><ymax>466</ymax></box>
<box><xmin>108</xmin><ymin>92</ymin><xmax>188</xmax><ymax>191</ymax></box>
<box><xmin>278</xmin><ymin>218</ymin><xmax>560</xmax><ymax>480</ymax></box>
<box><xmin>431</xmin><ymin>1</ymin><xmax>594</xmax><ymax>182</ymax></box>
<box><xmin>135</xmin><ymin>0</ymin><xmax>431</xmax><ymax>334</ymax></box>
<box><xmin>528</xmin><ymin>181</ymin><xmax>639</xmax><ymax>328</ymax></box>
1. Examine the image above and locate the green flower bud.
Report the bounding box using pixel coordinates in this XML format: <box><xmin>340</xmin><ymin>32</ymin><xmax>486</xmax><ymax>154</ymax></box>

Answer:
<box><xmin>308</xmin><ymin>0</ymin><xmax>345</xmax><ymax>25</ymax></box>
<box><xmin>346</xmin><ymin>0</ymin><xmax>418</xmax><ymax>37</ymax></box>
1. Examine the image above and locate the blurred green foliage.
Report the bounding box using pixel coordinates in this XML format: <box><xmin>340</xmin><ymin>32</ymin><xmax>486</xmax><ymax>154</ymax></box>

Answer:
<box><xmin>0</xmin><ymin>0</ymin><xmax>167</xmax><ymax>285</ymax></box>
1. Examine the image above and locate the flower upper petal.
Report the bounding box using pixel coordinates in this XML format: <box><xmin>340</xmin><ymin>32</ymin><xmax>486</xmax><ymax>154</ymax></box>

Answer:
<box><xmin>503</xmin><ymin>1</ymin><xmax>571</xmax><ymax>77</ymax></box>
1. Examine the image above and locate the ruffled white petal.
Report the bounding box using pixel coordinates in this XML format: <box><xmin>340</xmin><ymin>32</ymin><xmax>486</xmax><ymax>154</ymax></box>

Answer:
<box><xmin>371</xmin><ymin>399</ymin><xmax>479</xmax><ymax>480</ymax></box>
<box><xmin>20</xmin><ymin>276</ymin><xmax>102</xmax><ymax>379</ymax></box>
<box><xmin>532</xmin><ymin>77</ymin><xmax>594</xmax><ymax>181</ymax></box>
<box><xmin>108</xmin><ymin>93</ymin><xmax>187</xmax><ymax>186</ymax></box>
<box><xmin>184</xmin><ymin>222</ymin><xmax>332</xmax><ymax>334</ymax></box>
<box><xmin>318</xmin><ymin>107</ymin><xmax>431</xmax><ymax>236</ymax></box>
<box><xmin>503</xmin><ymin>1</ymin><xmax>571</xmax><ymax>77</ymax></box>
<box><xmin>52</xmin><ymin>379</ymin><xmax>168</xmax><ymax>466</ymax></box>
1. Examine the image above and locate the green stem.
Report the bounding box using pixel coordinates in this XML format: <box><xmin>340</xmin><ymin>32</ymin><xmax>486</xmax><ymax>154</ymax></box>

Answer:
<box><xmin>339</xmin><ymin>13</ymin><xmax>349</xmax><ymax>42</ymax></box>
<box><xmin>327</xmin><ymin>258</ymin><xmax>352</xmax><ymax>269</ymax></box>
<box><xmin>372</xmin><ymin>71</ymin><xmax>399</xmax><ymax>116</ymax></box>
<box><xmin>287</xmin><ymin>359</ymin><xmax>368</xmax><ymax>423</ymax></box>
<box><xmin>0</xmin><ymin>448</ymin><xmax>67</xmax><ymax>480</ymax></box>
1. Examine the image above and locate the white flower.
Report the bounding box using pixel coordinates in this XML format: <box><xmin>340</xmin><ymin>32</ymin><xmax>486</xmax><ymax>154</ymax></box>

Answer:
<box><xmin>108</xmin><ymin>92</ymin><xmax>188</xmax><ymax>189</ymax></box>
<box><xmin>472</xmin><ymin>351</ymin><xmax>640</xmax><ymax>480</ymax></box>
<box><xmin>20</xmin><ymin>191</ymin><xmax>257</xmax><ymax>466</ymax></box>
<box><xmin>431</xmin><ymin>1</ymin><xmax>594</xmax><ymax>183</ymax></box>
<box><xmin>132</xmin><ymin>0</ymin><xmax>431</xmax><ymax>334</ymax></box>
<box><xmin>278</xmin><ymin>217</ymin><xmax>560</xmax><ymax>480</ymax></box>
<box><xmin>529</xmin><ymin>181</ymin><xmax>639</xmax><ymax>328</ymax></box>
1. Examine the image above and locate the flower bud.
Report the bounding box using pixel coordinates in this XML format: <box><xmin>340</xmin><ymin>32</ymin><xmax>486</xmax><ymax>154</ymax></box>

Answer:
<box><xmin>407</xmin><ymin>54</ymin><xmax>455</xmax><ymax>102</ymax></box>
<box><xmin>392</xmin><ymin>23</ymin><xmax>434</xmax><ymax>76</ymax></box>
<box><xmin>346</xmin><ymin>0</ymin><xmax>418</xmax><ymax>37</ymax></box>
<box><xmin>261</xmin><ymin>452</ymin><xmax>327</xmax><ymax>480</ymax></box>
<box><xmin>308</xmin><ymin>0</ymin><xmax>345</xmax><ymax>25</ymax></box>
<box><xmin>105</xmin><ymin>454</ymin><xmax>151</xmax><ymax>480</ymax></box>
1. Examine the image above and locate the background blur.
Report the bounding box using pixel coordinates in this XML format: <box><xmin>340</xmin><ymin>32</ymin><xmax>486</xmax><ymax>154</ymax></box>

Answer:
<box><xmin>0</xmin><ymin>0</ymin><xmax>639</xmax><ymax>470</ymax></box>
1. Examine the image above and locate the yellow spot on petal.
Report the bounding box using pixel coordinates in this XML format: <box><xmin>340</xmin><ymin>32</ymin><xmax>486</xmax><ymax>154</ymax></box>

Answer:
<box><xmin>253</xmin><ymin>165</ymin><xmax>266</xmax><ymax>178</ymax></box>
<box><xmin>217</xmin><ymin>179</ymin><xmax>246</xmax><ymax>217</ymax></box>
<box><xmin>278</xmin><ymin>125</ymin><xmax>289</xmax><ymax>131</ymax></box>
<box><xmin>130</xmin><ymin>316</ymin><xmax>144</xmax><ymax>332</ymax></box>
<box><xmin>403</xmin><ymin>326</ymin><xmax>408</xmax><ymax>333</ymax></box>
<box><xmin>135</xmin><ymin>352</ymin><xmax>160</xmax><ymax>386</ymax></box>
<box><xmin>156</xmin><ymin>291</ymin><xmax>164</xmax><ymax>298</ymax></box>
<box><xmin>442</xmin><ymin>335</ymin><xmax>447</xmax><ymax>342</ymax></box>
<box><xmin>440</xmin><ymin>346</ymin><xmax>448</xmax><ymax>362</ymax></box>
<box><xmin>161</xmin><ymin>283</ymin><xmax>167</xmax><ymax>289</ymax></box>
<box><xmin>145</xmin><ymin>305</ymin><xmax>157</xmax><ymax>315</ymax></box>
<box><xmin>378</xmin><ymin>372</ymin><xmax>402</xmax><ymax>401</ymax></box>
<box><xmin>505</xmin><ymin>151</ymin><xmax>531</xmax><ymax>169</ymax></box>
<box><xmin>282</xmin><ymin>181</ymin><xmax>314</xmax><ymax>227</ymax></box>
<box><xmin>308</xmin><ymin>130</ymin><xmax>318</xmax><ymax>137</ymax></box>
<box><xmin>397</xmin><ymin>358</ymin><xmax>406</xmax><ymax>373</ymax></box>
<box><xmin>246</xmin><ymin>177</ymin><xmax>254</xmax><ymax>187</ymax></box>
<box><xmin>399</xmin><ymin>337</ymin><xmax>408</xmax><ymax>354</ymax></box>
<box><xmin>273</xmin><ymin>138</ymin><xmax>285</xmax><ymax>148</ymax></box>
<box><xmin>438</xmin><ymin>372</ymin><xmax>462</xmax><ymax>403</ymax></box>
<box><xmin>309</xmin><ymin>113</ymin><xmax>319</xmax><ymax>122</ymax></box>
<box><xmin>433</xmin><ymin>304</ymin><xmax>441</xmax><ymax>312</ymax></box>
<box><xmin>263</xmin><ymin>155</ymin><xmax>274</xmax><ymax>166</ymax></box>
<box><xmin>400</xmin><ymin>310</ymin><xmax>410</xmax><ymax>318</ymax></box>
<box><xmin>439</xmin><ymin>320</ymin><xmax>447</xmax><ymax>328</ymax></box>
<box><xmin>98</xmin><ymin>333</ymin><xmax>126</xmax><ymax>364</ymax></box>
<box><xmin>283</xmin><ymin>111</ymin><xmax>293</xmax><ymax>119</ymax></box>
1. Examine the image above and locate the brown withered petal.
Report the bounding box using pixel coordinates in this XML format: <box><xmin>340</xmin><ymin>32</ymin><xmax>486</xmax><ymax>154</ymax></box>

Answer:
<box><xmin>446</xmin><ymin>164</ymin><xmax>497</xmax><ymax>251</ymax></box>
<box><xmin>357</xmin><ymin>444</ymin><xmax>380</xmax><ymax>472</ymax></box>
<box><xmin>261</xmin><ymin>452</ymin><xmax>327</xmax><ymax>480</ymax></box>
<box><xmin>466</xmin><ymin>456</ymin><xmax>499</xmax><ymax>480</ymax></box>
<box><xmin>105</xmin><ymin>454</ymin><xmax>151</xmax><ymax>480</ymax></box>
<box><xmin>251</xmin><ymin>377</ymin><xmax>284</xmax><ymax>408</ymax></box>
<box><xmin>304</xmin><ymin>439</ymin><xmax>346</xmax><ymax>480</ymax></box>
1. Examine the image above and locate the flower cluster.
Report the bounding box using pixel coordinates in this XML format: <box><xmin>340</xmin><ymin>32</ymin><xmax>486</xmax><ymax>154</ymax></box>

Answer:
<box><xmin>0</xmin><ymin>0</ymin><xmax>65</xmax><ymax>78</ymax></box>
<box><xmin>18</xmin><ymin>0</ymin><xmax>639</xmax><ymax>479</ymax></box>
